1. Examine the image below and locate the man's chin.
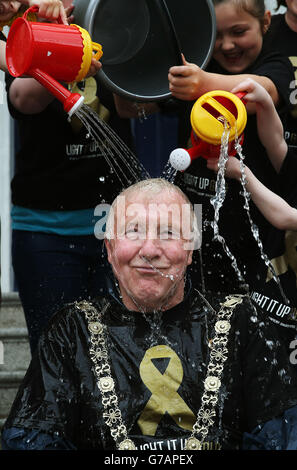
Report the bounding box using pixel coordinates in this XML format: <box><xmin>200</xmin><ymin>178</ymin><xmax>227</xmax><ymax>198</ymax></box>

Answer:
<box><xmin>136</xmin><ymin>295</ymin><xmax>167</xmax><ymax>311</ymax></box>
<box><xmin>120</xmin><ymin>280</ymin><xmax>183</xmax><ymax>312</ymax></box>
<box><xmin>133</xmin><ymin>287</ymin><xmax>178</xmax><ymax>312</ymax></box>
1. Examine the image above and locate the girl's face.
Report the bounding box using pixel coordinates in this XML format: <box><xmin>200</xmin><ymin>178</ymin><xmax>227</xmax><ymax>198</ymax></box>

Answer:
<box><xmin>0</xmin><ymin>1</ymin><xmax>21</xmax><ymax>23</ymax></box>
<box><xmin>213</xmin><ymin>1</ymin><xmax>270</xmax><ymax>73</ymax></box>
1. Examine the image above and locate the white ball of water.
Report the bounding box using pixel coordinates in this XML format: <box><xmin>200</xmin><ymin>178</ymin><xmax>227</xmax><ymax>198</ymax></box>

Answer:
<box><xmin>169</xmin><ymin>148</ymin><xmax>191</xmax><ymax>171</ymax></box>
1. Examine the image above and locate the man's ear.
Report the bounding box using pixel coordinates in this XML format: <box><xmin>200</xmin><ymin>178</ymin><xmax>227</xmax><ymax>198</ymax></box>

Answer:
<box><xmin>187</xmin><ymin>250</ymin><xmax>193</xmax><ymax>267</ymax></box>
<box><xmin>104</xmin><ymin>239</ymin><xmax>113</xmax><ymax>265</ymax></box>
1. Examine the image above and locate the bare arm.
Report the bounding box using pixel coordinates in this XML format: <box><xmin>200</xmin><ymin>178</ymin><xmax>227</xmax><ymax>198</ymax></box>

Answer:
<box><xmin>18</xmin><ymin>0</ymin><xmax>67</xmax><ymax>24</ymax></box>
<box><xmin>0</xmin><ymin>39</ymin><xmax>7</xmax><ymax>73</ymax></box>
<box><xmin>237</xmin><ymin>165</ymin><xmax>297</xmax><ymax>231</ymax></box>
<box><xmin>207</xmin><ymin>157</ymin><xmax>297</xmax><ymax>231</ymax></box>
<box><xmin>168</xmin><ymin>56</ymin><xmax>279</xmax><ymax>112</ymax></box>
<box><xmin>9</xmin><ymin>77</ymin><xmax>56</xmax><ymax>114</ymax></box>
<box><xmin>231</xmin><ymin>78</ymin><xmax>287</xmax><ymax>172</ymax></box>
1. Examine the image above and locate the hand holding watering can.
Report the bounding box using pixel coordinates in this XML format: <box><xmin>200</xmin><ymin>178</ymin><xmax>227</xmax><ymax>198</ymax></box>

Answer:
<box><xmin>25</xmin><ymin>0</ymin><xmax>68</xmax><ymax>25</ymax></box>
<box><xmin>6</xmin><ymin>5</ymin><xmax>103</xmax><ymax>116</ymax></box>
<box><xmin>169</xmin><ymin>89</ymin><xmax>247</xmax><ymax>171</ymax></box>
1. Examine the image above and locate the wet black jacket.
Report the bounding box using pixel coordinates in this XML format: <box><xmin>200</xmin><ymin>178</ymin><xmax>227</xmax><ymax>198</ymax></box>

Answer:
<box><xmin>2</xmin><ymin>288</ymin><xmax>297</xmax><ymax>450</ymax></box>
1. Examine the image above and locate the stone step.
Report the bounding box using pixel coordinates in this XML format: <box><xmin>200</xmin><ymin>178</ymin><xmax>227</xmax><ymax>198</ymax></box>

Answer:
<box><xmin>0</xmin><ymin>371</ymin><xmax>26</xmax><ymax>419</ymax></box>
<box><xmin>0</xmin><ymin>293</ymin><xmax>31</xmax><ymax>438</ymax></box>
<box><xmin>0</xmin><ymin>371</ymin><xmax>26</xmax><ymax>442</ymax></box>
<box><xmin>0</xmin><ymin>292</ymin><xmax>27</xmax><ymax>329</ymax></box>
<box><xmin>0</xmin><ymin>328</ymin><xmax>31</xmax><ymax>372</ymax></box>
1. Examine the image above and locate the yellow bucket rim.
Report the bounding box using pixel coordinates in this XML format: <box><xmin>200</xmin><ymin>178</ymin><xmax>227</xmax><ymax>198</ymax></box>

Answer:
<box><xmin>72</xmin><ymin>24</ymin><xmax>103</xmax><ymax>83</ymax></box>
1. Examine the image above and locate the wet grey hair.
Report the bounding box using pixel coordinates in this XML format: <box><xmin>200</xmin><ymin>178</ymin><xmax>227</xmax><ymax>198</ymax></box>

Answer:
<box><xmin>104</xmin><ymin>178</ymin><xmax>200</xmax><ymax>249</ymax></box>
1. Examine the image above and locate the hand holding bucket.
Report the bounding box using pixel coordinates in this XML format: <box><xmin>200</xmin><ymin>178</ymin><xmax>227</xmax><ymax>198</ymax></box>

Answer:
<box><xmin>6</xmin><ymin>6</ymin><xmax>103</xmax><ymax>116</ymax></box>
<box><xmin>169</xmin><ymin>90</ymin><xmax>247</xmax><ymax>171</ymax></box>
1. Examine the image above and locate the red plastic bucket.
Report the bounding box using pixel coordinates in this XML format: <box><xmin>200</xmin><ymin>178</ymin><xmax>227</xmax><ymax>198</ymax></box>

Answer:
<box><xmin>6</xmin><ymin>6</ymin><xmax>102</xmax><ymax>115</ymax></box>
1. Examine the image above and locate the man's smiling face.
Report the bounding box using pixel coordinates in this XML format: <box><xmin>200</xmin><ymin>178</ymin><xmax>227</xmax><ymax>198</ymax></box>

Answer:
<box><xmin>105</xmin><ymin>189</ymin><xmax>193</xmax><ymax>312</ymax></box>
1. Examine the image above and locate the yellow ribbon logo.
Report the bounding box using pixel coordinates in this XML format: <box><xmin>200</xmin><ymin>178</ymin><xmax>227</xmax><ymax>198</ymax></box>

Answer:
<box><xmin>137</xmin><ymin>345</ymin><xmax>196</xmax><ymax>436</ymax></box>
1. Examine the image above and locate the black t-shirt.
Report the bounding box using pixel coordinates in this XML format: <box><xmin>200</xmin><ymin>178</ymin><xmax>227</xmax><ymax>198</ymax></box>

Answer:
<box><xmin>174</xmin><ymin>48</ymin><xmax>294</xmax><ymax>295</ymax></box>
<box><xmin>265</xmin><ymin>14</ymin><xmax>297</xmax><ymax>148</ymax></box>
<box><xmin>4</xmin><ymin>290</ymin><xmax>297</xmax><ymax>450</ymax></box>
<box><xmin>5</xmin><ymin>74</ymin><xmax>138</xmax><ymax>210</ymax></box>
<box><xmin>250</xmin><ymin>149</ymin><xmax>297</xmax><ymax>316</ymax></box>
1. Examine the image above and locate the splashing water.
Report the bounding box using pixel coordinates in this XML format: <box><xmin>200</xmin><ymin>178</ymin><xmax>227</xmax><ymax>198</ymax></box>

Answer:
<box><xmin>73</xmin><ymin>104</ymin><xmax>151</xmax><ymax>187</ymax></box>
<box><xmin>210</xmin><ymin>119</ymin><xmax>247</xmax><ymax>286</ymax></box>
<box><xmin>135</xmin><ymin>103</ymin><xmax>148</xmax><ymax>123</ymax></box>
<box><xmin>140</xmin><ymin>255</ymin><xmax>181</xmax><ymax>281</ymax></box>
<box><xmin>198</xmin><ymin>248</ymin><xmax>206</xmax><ymax>295</ymax></box>
<box><xmin>234</xmin><ymin>137</ymin><xmax>289</xmax><ymax>304</ymax></box>
<box><xmin>136</xmin><ymin>256</ymin><xmax>187</xmax><ymax>345</ymax></box>
<box><xmin>209</xmin><ymin>119</ymin><xmax>288</xmax><ymax>303</ymax></box>
<box><xmin>162</xmin><ymin>160</ymin><xmax>178</xmax><ymax>182</ymax></box>
<box><xmin>113</xmin><ymin>254</ymin><xmax>182</xmax><ymax>317</ymax></box>
<box><xmin>114</xmin><ymin>256</ymin><xmax>183</xmax><ymax>346</ymax></box>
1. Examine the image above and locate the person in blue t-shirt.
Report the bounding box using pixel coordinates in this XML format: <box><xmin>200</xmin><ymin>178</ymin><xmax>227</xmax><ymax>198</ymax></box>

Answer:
<box><xmin>4</xmin><ymin>1</ymin><xmax>139</xmax><ymax>354</ymax></box>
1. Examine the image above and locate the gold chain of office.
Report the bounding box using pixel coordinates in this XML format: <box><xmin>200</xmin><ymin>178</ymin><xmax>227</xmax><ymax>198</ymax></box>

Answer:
<box><xmin>75</xmin><ymin>294</ymin><xmax>244</xmax><ymax>451</ymax></box>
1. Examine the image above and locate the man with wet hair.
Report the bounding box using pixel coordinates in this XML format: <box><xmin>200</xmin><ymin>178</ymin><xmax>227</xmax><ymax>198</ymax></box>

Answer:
<box><xmin>2</xmin><ymin>178</ymin><xmax>297</xmax><ymax>451</ymax></box>
<box><xmin>104</xmin><ymin>178</ymin><xmax>199</xmax><ymax>314</ymax></box>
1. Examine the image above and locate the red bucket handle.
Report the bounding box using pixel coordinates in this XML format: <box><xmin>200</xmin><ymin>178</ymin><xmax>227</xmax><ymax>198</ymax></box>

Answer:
<box><xmin>23</xmin><ymin>5</ymin><xmax>64</xmax><ymax>24</ymax></box>
<box><xmin>235</xmin><ymin>91</ymin><xmax>247</xmax><ymax>105</ymax></box>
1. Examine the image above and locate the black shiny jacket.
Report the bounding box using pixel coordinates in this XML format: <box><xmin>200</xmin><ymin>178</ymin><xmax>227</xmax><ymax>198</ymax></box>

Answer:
<box><xmin>3</xmin><ymin>288</ymin><xmax>297</xmax><ymax>450</ymax></box>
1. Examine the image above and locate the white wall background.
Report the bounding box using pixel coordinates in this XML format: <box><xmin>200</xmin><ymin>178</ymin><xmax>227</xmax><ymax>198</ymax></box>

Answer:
<box><xmin>0</xmin><ymin>69</ymin><xmax>14</xmax><ymax>294</ymax></box>
<box><xmin>266</xmin><ymin>0</ymin><xmax>286</xmax><ymax>13</ymax></box>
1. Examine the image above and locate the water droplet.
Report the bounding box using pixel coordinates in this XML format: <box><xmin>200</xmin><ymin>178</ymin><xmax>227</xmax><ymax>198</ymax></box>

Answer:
<box><xmin>235</xmin><ymin>138</ymin><xmax>289</xmax><ymax>303</ymax></box>
<box><xmin>71</xmin><ymin>103</ymin><xmax>150</xmax><ymax>189</ymax></box>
